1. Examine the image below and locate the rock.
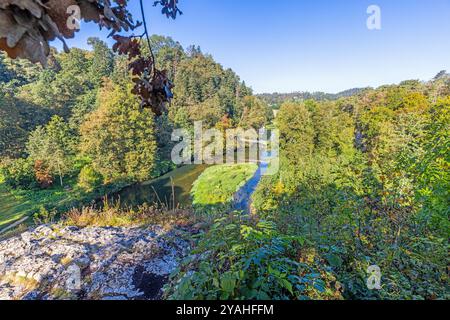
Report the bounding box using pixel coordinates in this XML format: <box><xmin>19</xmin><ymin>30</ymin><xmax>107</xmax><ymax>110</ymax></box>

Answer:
<box><xmin>22</xmin><ymin>290</ymin><xmax>40</xmax><ymax>300</ymax></box>
<box><xmin>34</xmin><ymin>225</ymin><xmax>54</xmax><ymax>238</ymax></box>
<box><xmin>20</xmin><ymin>232</ymin><xmax>32</xmax><ymax>243</ymax></box>
<box><xmin>0</xmin><ymin>224</ymin><xmax>191</xmax><ymax>300</ymax></box>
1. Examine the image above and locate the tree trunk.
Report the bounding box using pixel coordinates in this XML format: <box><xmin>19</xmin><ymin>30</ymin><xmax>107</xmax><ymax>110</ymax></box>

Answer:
<box><xmin>57</xmin><ymin>162</ymin><xmax>63</xmax><ymax>187</ymax></box>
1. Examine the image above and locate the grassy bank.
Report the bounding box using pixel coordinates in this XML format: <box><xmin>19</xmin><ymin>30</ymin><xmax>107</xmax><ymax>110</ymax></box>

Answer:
<box><xmin>0</xmin><ymin>176</ymin><xmax>128</xmax><ymax>232</ymax></box>
<box><xmin>191</xmin><ymin>164</ymin><xmax>258</xmax><ymax>215</ymax></box>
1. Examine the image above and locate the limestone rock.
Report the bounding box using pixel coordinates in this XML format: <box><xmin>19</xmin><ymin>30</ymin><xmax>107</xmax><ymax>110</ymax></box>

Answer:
<box><xmin>0</xmin><ymin>224</ymin><xmax>191</xmax><ymax>300</ymax></box>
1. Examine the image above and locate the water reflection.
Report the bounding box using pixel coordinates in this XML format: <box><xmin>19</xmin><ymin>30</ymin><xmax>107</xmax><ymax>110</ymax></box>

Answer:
<box><xmin>111</xmin><ymin>164</ymin><xmax>209</xmax><ymax>208</ymax></box>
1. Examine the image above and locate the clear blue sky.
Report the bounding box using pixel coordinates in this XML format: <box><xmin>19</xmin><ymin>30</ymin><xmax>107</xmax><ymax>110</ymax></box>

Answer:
<box><xmin>63</xmin><ymin>0</ymin><xmax>450</xmax><ymax>94</ymax></box>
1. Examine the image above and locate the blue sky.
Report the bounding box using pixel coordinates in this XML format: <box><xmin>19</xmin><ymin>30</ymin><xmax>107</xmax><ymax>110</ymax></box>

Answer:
<box><xmin>63</xmin><ymin>0</ymin><xmax>450</xmax><ymax>94</ymax></box>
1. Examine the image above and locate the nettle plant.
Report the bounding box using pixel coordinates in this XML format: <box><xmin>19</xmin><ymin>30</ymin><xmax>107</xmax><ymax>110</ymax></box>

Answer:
<box><xmin>0</xmin><ymin>0</ymin><xmax>182</xmax><ymax>115</ymax></box>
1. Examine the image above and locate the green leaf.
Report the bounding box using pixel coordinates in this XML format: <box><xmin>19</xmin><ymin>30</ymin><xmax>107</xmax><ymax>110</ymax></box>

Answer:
<box><xmin>325</xmin><ymin>253</ymin><xmax>343</xmax><ymax>268</ymax></box>
<box><xmin>220</xmin><ymin>273</ymin><xmax>236</xmax><ymax>294</ymax></box>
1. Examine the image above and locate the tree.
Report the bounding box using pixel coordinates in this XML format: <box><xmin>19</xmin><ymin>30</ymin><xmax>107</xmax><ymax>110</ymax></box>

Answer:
<box><xmin>238</xmin><ymin>96</ymin><xmax>273</xmax><ymax>129</ymax></box>
<box><xmin>171</xmin><ymin>52</ymin><xmax>251</xmax><ymax>128</ymax></box>
<box><xmin>0</xmin><ymin>85</ymin><xmax>52</xmax><ymax>158</ymax></box>
<box><xmin>0</xmin><ymin>0</ymin><xmax>182</xmax><ymax>115</ymax></box>
<box><xmin>149</xmin><ymin>35</ymin><xmax>185</xmax><ymax>79</ymax></box>
<box><xmin>87</xmin><ymin>37</ymin><xmax>114</xmax><ymax>85</ymax></box>
<box><xmin>433</xmin><ymin>70</ymin><xmax>448</xmax><ymax>81</ymax></box>
<box><xmin>19</xmin><ymin>48</ymin><xmax>93</xmax><ymax>116</ymax></box>
<box><xmin>80</xmin><ymin>80</ymin><xmax>157</xmax><ymax>183</ymax></box>
<box><xmin>277</xmin><ymin>101</ymin><xmax>315</xmax><ymax>163</ymax></box>
<box><xmin>26</xmin><ymin>116</ymin><xmax>75</xmax><ymax>187</ymax></box>
<box><xmin>0</xmin><ymin>52</ymin><xmax>40</xmax><ymax>87</ymax></box>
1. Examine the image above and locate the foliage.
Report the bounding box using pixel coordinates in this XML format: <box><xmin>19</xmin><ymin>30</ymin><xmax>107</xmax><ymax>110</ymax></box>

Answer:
<box><xmin>166</xmin><ymin>216</ymin><xmax>342</xmax><ymax>300</ymax></box>
<box><xmin>77</xmin><ymin>165</ymin><xmax>103</xmax><ymax>193</ymax></box>
<box><xmin>252</xmin><ymin>80</ymin><xmax>450</xmax><ymax>300</ymax></box>
<box><xmin>238</xmin><ymin>96</ymin><xmax>273</xmax><ymax>130</ymax></box>
<box><xmin>257</xmin><ymin>88</ymin><xmax>368</xmax><ymax>107</ymax></box>
<box><xmin>0</xmin><ymin>158</ymin><xmax>35</xmax><ymax>189</ymax></box>
<box><xmin>1</xmin><ymin>19</ymin><xmax>448</xmax><ymax>300</ymax></box>
<box><xmin>0</xmin><ymin>84</ymin><xmax>51</xmax><ymax>158</ymax></box>
<box><xmin>80</xmin><ymin>80</ymin><xmax>158</xmax><ymax>183</ymax></box>
<box><xmin>1</xmin><ymin>34</ymin><xmax>267</xmax><ymax>234</ymax></box>
<box><xmin>33</xmin><ymin>206</ymin><xmax>57</xmax><ymax>225</ymax></box>
<box><xmin>0</xmin><ymin>174</ymin><xmax>130</xmax><ymax>230</ymax></box>
<box><xmin>170</xmin><ymin>53</ymin><xmax>251</xmax><ymax>129</ymax></box>
<box><xmin>26</xmin><ymin>116</ymin><xmax>75</xmax><ymax>187</ymax></box>
<box><xmin>33</xmin><ymin>160</ymin><xmax>53</xmax><ymax>189</ymax></box>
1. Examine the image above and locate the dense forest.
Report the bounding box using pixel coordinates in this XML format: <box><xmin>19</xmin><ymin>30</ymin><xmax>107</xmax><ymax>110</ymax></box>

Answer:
<box><xmin>257</xmin><ymin>87</ymin><xmax>368</xmax><ymax>108</ymax></box>
<box><xmin>0</xmin><ymin>35</ymin><xmax>449</xmax><ymax>300</ymax></box>
<box><xmin>0</xmin><ymin>35</ymin><xmax>271</xmax><ymax>194</ymax></box>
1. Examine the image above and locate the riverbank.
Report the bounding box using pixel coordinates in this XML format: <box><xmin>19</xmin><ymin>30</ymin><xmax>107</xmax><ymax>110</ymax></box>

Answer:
<box><xmin>111</xmin><ymin>164</ymin><xmax>209</xmax><ymax>209</ymax></box>
<box><xmin>0</xmin><ymin>179</ymin><xmax>129</xmax><ymax>235</ymax></box>
<box><xmin>0</xmin><ymin>160</ymin><xmax>261</xmax><ymax>237</ymax></box>
<box><xmin>0</xmin><ymin>162</ymin><xmax>195</xmax><ymax>235</ymax></box>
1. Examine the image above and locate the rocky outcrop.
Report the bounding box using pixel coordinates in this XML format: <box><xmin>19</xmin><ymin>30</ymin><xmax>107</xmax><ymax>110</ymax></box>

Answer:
<box><xmin>0</xmin><ymin>224</ymin><xmax>191</xmax><ymax>300</ymax></box>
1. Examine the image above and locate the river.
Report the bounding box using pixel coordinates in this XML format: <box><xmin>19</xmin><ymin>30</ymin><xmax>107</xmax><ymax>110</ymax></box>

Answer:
<box><xmin>111</xmin><ymin>151</ymin><xmax>274</xmax><ymax>211</ymax></box>
<box><xmin>110</xmin><ymin>164</ymin><xmax>209</xmax><ymax>208</ymax></box>
<box><xmin>232</xmin><ymin>151</ymin><xmax>273</xmax><ymax>214</ymax></box>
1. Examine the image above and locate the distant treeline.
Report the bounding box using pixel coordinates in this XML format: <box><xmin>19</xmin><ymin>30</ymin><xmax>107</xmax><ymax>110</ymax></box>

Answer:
<box><xmin>257</xmin><ymin>87</ymin><xmax>370</xmax><ymax>107</ymax></box>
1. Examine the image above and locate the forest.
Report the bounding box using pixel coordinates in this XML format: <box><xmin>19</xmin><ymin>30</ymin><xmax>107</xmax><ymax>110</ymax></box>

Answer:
<box><xmin>0</xmin><ymin>0</ymin><xmax>449</xmax><ymax>302</ymax></box>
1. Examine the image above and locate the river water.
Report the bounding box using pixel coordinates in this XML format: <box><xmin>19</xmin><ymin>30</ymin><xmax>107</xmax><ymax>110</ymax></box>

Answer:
<box><xmin>111</xmin><ymin>164</ymin><xmax>209</xmax><ymax>208</ymax></box>
<box><xmin>232</xmin><ymin>151</ymin><xmax>273</xmax><ymax>214</ymax></box>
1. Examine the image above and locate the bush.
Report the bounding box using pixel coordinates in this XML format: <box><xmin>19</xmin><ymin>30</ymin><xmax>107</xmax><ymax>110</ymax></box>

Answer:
<box><xmin>0</xmin><ymin>158</ymin><xmax>36</xmax><ymax>189</ymax></box>
<box><xmin>34</xmin><ymin>160</ymin><xmax>53</xmax><ymax>189</ymax></box>
<box><xmin>33</xmin><ymin>206</ymin><xmax>57</xmax><ymax>225</ymax></box>
<box><xmin>165</xmin><ymin>216</ymin><xmax>342</xmax><ymax>300</ymax></box>
<box><xmin>77</xmin><ymin>165</ymin><xmax>103</xmax><ymax>192</ymax></box>
<box><xmin>64</xmin><ymin>202</ymin><xmax>194</xmax><ymax>228</ymax></box>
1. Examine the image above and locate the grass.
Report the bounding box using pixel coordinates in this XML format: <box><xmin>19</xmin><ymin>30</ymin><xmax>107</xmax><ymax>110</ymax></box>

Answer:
<box><xmin>0</xmin><ymin>183</ymin><xmax>32</xmax><ymax>230</ymax></box>
<box><xmin>63</xmin><ymin>202</ymin><xmax>196</xmax><ymax>230</ymax></box>
<box><xmin>0</xmin><ymin>175</ymin><xmax>128</xmax><ymax>232</ymax></box>
<box><xmin>0</xmin><ymin>163</ymin><xmax>206</xmax><ymax>233</ymax></box>
<box><xmin>0</xmin><ymin>178</ymin><xmax>83</xmax><ymax>231</ymax></box>
<box><xmin>190</xmin><ymin>163</ymin><xmax>258</xmax><ymax>214</ymax></box>
<box><xmin>0</xmin><ymin>163</ymin><xmax>256</xmax><ymax>232</ymax></box>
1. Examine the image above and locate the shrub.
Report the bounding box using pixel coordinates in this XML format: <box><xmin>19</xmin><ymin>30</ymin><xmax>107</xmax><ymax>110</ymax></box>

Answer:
<box><xmin>33</xmin><ymin>206</ymin><xmax>57</xmax><ymax>225</ymax></box>
<box><xmin>0</xmin><ymin>158</ymin><xmax>36</xmax><ymax>189</ymax></box>
<box><xmin>34</xmin><ymin>160</ymin><xmax>53</xmax><ymax>188</ymax></box>
<box><xmin>77</xmin><ymin>165</ymin><xmax>103</xmax><ymax>192</ymax></box>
